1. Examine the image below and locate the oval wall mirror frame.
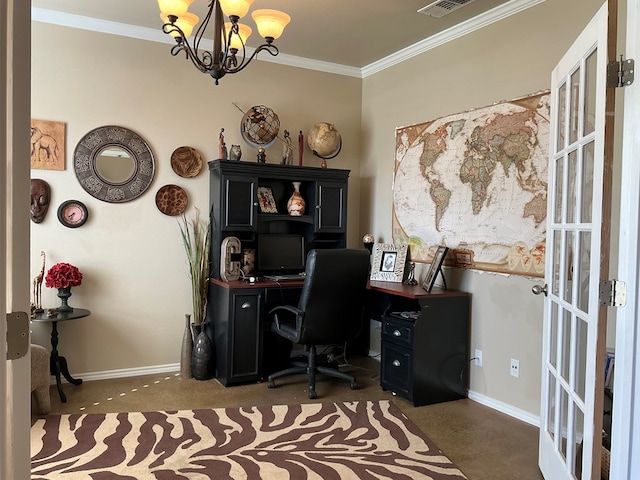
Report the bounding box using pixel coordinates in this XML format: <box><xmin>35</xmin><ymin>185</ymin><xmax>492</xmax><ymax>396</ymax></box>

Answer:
<box><xmin>73</xmin><ymin>126</ymin><xmax>155</xmax><ymax>203</ymax></box>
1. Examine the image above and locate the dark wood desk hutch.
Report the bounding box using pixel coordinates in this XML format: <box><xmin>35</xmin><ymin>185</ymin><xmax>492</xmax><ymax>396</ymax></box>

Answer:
<box><xmin>206</xmin><ymin>160</ymin><xmax>350</xmax><ymax>386</ymax></box>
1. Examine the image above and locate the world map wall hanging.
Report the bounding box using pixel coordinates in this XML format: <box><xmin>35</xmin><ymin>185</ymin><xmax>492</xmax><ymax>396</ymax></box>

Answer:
<box><xmin>392</xmin><ymin>91</ymin><xmax>550</xmax><ymax>277</ymax></box>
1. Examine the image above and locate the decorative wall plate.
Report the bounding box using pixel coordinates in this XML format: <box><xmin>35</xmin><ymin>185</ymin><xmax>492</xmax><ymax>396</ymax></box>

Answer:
<box><xmin>155</xmin><ymin>184</ymin><xmax>187</xmax><ymax>216</ymax></box>
<box><xmin>57</xmin><ymin>200</ymin><xmax>89</xmax><ymax>228</ymax></box>
<box><xmin>170</xmin><ymin>146</ymin><xmax>203</xmax><ymax>178</ymax></box>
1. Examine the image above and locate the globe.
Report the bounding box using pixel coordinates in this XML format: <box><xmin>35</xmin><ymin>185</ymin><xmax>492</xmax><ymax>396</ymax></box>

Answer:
<box><xmin>307</xmin><ymin>122</ymin><xmax>342</xmax><ymax>159</ymax></box>
<box><xmin>240</xmin><ymin>105</ymin><xmax>280</xmax><ymax>148</ymax></box>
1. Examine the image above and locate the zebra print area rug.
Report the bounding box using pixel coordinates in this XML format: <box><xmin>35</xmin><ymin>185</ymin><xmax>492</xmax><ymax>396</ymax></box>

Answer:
<box><xmin>31</xmin><ymin>400</ymin><xmax>467</xmax><ymax>479</ymax></box>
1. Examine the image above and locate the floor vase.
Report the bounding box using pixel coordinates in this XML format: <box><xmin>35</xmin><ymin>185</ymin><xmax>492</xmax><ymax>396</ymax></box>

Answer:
<box><xmin>192</xmin><ymin>322</ymin><xmax>213</xmax><ymax>380</ymax></box>
<box><xmin>180</xmin><ymin>314</ymin><xmax>193</xmax><ymax>379</ymax></box>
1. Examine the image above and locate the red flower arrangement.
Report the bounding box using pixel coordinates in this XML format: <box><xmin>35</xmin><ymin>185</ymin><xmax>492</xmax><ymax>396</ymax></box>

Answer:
<box><xmin>45</xmin><ymin>262</ymin><xmax>83</xmax><ymax>289</ymax></box>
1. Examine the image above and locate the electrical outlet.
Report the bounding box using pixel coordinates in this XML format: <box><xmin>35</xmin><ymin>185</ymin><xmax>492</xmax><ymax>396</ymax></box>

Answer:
<box><xmin>510</xmin><ymin>358</ymin><xmax>520</xmax><ymax>378</ymax></box>
<box><xmin>474</xmin><ymin>349</ymin><xmax>483</xmax><ymax>367</ymax></box>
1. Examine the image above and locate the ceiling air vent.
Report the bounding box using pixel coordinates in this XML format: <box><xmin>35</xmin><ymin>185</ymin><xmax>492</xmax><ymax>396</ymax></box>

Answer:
<box><xmin>418</xmin><ymin>0</ymin><xmax>476</xmax><ymax>18</ymax></box>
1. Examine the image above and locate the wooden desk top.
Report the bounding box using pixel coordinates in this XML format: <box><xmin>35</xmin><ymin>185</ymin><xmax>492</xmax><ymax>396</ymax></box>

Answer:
<box><xmin>367</xmin><ymin>281</ymin><xmax>469</xmax><ymax>299</ymax></box>
<box><xmin>210</xmin><ymin>278</ymin><xmax>304</xmax><ymax>289</ymax></box>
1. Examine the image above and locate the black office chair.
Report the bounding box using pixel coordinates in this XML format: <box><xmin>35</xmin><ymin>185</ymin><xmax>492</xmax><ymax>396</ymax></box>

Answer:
<box><xmin>267</xmin><ymin>248</ymin><xmax>371</xmax><ymax>399</ymax></box>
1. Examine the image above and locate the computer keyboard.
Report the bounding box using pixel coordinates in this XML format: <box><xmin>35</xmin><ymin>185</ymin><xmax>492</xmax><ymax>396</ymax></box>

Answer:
<box><xmin>264</xmin><ymin>273</ymin><xmax>306</xmax><ymax>282</ymax></box>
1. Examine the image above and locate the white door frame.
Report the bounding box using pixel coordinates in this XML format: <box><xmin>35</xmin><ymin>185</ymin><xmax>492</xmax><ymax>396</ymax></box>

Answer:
<box><xmin>1</xmin><ymin>0</ymin><xmax>32</xmax><ymax>479</ymax></box>
<box><xmin>611</xmin><ymin>0</ymin><xmax>640</xmax><ymax>477</ymax></box>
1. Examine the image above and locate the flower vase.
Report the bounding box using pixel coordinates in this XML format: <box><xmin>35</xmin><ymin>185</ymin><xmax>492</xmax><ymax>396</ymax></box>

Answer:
<box><xmin>287</xmin><ymin>181</ymin><xmax>306</xmax><ymax>216</ymax></box>
<box><xmin>180</xmin><ymin>314</ymin><xmax>193</xmax><ymax>379</ymax></box>
<box><xmin>57</xmin><ymin>287</ymin><xmax>73</xmax><ymax>312</ymax></box>
<box><xmin>192</xmin><ymin>321</ymin><xmax>214</xmax><ymax>380</ymax></box>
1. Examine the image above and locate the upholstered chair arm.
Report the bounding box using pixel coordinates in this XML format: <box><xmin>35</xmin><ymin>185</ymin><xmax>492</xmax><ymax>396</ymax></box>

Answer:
<box><xmin>270</xmin><ymin>305</ymin><xmax>305</xmax><ymax>343</ymax></box>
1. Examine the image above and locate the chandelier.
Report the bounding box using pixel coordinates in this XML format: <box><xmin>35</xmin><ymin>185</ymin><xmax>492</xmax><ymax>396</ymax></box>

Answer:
<box><xmin>158</xmin><ymin>0</ymin><xmax>290</xmax><ymax>85</ymax></box>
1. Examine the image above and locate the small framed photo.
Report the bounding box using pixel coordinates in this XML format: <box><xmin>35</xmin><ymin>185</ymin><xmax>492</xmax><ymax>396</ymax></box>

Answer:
<box><xmin>370</xmin><ymin>243</ymin><xmax>408</xmax><ymax>282</ymax></box>
<box><xmin>423</xmin><ymin>245</ymin><xmax>449</xmax><ymax>292</ymax></box>
<box><xmin>257</xmin><ymin>186</ymin><xmax>278</xmax><ymax>213</ymax></box>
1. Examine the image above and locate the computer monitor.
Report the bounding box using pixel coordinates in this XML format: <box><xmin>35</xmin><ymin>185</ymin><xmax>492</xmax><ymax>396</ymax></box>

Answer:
<box><xmin>257</xmin><ymin>234</ymin><xmax>306</xmax><ymax>274</ymax></box>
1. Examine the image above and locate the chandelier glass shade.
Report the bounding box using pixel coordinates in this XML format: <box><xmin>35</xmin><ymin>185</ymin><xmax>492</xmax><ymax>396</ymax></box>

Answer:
<box><xmin>158</xmin><ymin>0</ymin><xmax>290</xmax><ymax>84</ymax></box>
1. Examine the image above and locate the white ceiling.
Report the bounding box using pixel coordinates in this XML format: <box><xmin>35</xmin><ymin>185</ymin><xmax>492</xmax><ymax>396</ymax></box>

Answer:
<box><xmin>32</xmin><ymin>0</ymin><xmax>533</xmax><ymax>70</ymax></box>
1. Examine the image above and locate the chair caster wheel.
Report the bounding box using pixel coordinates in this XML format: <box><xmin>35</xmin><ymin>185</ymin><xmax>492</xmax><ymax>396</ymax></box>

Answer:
<box><xmin>267</xmin><ymin>380</ymin><xmax>276</xmax><ymax>388</ymax></box>
<box><xmin>309</xmin><ymin>390</ymin><xmax>317</xmax><ymax>399</ymax></box>
<box><xmin>350</xmin><ymin>381</ymin><xmax>358</xmax><ymax>390</ymax></box>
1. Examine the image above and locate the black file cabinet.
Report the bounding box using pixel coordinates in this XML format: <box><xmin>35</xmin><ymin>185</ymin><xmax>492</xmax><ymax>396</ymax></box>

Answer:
<box><xmin>380</xmin><ymin>292</ymin><xmax>470</xmax><ymax>406</ymax></box>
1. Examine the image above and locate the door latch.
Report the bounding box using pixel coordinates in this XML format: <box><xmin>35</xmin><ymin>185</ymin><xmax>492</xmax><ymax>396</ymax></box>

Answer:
<box><xmin>6</xmin><ymin>311</ymin><xmax>29</xmax><ymax>360</ymax></box>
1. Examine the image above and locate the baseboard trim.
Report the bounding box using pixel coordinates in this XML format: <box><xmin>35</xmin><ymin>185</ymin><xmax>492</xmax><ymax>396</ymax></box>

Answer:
<box><xmin>467</xmin><ymin>389</ymin><xmax>540</xmax><ymax>428</ymax></box>
<box><xmin>53</xmin><ymin>363</ymin><xmax>180</xmax><ymax>384</ymax></box>
<box><xmin>54</xmin><ymin>363</ymin><xmax>539</xmax><ymax>429</ymax></box>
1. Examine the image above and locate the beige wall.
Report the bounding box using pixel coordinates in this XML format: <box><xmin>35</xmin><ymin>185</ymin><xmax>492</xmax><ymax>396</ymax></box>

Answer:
<box><xmin>30</xmin><ymin>22</ymin><xmax>362</xmax><ymax>375</ymax></box>
<box><xmin>360</xmin><ymin>0</ymin><xmax>604</xmax><ymax>417</ymax></box>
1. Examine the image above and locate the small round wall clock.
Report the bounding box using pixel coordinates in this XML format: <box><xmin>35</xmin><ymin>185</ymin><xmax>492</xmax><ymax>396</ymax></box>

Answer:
<box><xmin>57</xmin><ymin>200</ymin><xmax>89</xmax><ymax>228</ymax></box>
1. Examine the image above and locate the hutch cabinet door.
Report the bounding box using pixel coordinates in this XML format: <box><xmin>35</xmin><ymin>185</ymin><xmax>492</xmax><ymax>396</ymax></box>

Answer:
<box><xmin>315</xmin><ymin>181</ymin><xmax>346</xmax><ymax>232</ymax></box>
<box><xmin>222</xmin><ymin>175</ymin><xmax>257</xmax><ymax>230</ymax></box>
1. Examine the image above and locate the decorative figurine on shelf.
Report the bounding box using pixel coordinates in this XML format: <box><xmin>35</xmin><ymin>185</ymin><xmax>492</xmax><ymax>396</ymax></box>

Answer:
<box><xmin>298</xmin><ymin>130</ymin><xmax>304</xmax><ymax>166</ymax></box>
<box><xmin>229</xmin><ymin>144</ymin><xmax>242</xmax><ymax>161</ymax></box>
<box><xmin>362</xmin><ymin>233</ymin><xmax>375</xmax><ymax>254</ymax></box>
<box><xmin>32</xmin><ymin>251</ymin><xmax>45</xmax><ymax>313</ymax></box>
<box><xmin>282</xmin><ymin>130</ymin><xmax>294</xmax><ymax>165</ymax></box>
<box><xmin>257</xmin><ymin>147</ymin><xmax>266</xmax><ymax>163</ymax></box>
<box><xmin>403</xmin><ymin>262</ymin><xmax>418</xmax><ymax>285</ymax></box>
<box><xmin>219</xmin><ymin>128</ymin><xmax>228</xmax><ymax>160</ymax></box>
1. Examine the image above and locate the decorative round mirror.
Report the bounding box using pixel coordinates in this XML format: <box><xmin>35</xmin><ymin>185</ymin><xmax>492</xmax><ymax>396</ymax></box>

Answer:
<box><xmin>73</xmin><ymin>126</ymin><xmax>155</xmax><ymax>203</ymax></box>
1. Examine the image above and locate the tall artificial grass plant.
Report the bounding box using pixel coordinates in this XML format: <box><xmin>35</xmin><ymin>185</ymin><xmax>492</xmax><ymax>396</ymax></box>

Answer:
<box><xmin>178</xmin><ymin>208</ymin><xmax>211</xmax><ymax>326</ymax></box>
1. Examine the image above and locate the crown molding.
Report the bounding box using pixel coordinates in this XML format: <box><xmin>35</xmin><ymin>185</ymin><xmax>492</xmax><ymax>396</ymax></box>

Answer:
<box><xmin>33</xmin><ymin>0</ymin><xmax>544</xmax><ymax>80</ymax></box>
<box><xmin>361</xmin><ymin>0</ymin><xmax>546</xmax><ymax>78</ymax></box>
<box><xmin>31</xmin><ymin>7</ymin><xmax>361</xmax><ymax>79</ymax></box>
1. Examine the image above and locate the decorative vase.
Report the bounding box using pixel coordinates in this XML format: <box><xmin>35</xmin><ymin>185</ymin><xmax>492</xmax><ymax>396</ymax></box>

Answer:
<box><xmin>287</xmin><ymin>181</ymin><xmax>306</xmax><ymax>216</ymax></box>
<box><xmin>192</xmin><ymin>321</ymin><xmax>214</xmax><ymax>380</ymax></box>
<box><xmin>56</xmin><ymin>287</ymin><xmax>73</xmax><ymax>312</ymax></box>
<box><xmin>180</xmin><ymin>314</ymin><xmax>193</xmax><ymax>379</ymax></box>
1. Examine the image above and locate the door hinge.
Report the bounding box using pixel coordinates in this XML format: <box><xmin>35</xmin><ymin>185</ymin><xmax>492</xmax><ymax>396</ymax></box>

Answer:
<box><xmin>599</xmin><ymin>280</ymin><xmax>627</xmax><ymax>307</ymax></box>
<box><xmin>6</xmin><ymin>311</ymin><xmax>30</xmax><ymax>360</ymax></box>
<box><xmin>607</xmin><ymin>56</ymin><xmax>634</xmax><ymax>88</ymax></box>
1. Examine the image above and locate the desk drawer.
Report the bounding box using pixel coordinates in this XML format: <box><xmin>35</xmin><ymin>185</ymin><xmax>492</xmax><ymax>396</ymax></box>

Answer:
<box><xmin>381</xmin><ymin>316</ymin><xmax>413</xmax><ymax>348</ymax></box>
<box><xmin>380</xmin><ymin>341</ymin><xmax>412</xmax><ymax>398</ymax></box>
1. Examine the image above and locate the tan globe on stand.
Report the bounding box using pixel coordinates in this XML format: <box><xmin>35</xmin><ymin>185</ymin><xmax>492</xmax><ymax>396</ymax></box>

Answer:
<box><xmin>307</xmin><ymin>122</ymin><xmax>342</xmax><ymax>167</ymax></box>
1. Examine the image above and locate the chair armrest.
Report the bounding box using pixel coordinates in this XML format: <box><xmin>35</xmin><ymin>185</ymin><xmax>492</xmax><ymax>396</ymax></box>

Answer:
<box><xmin>269</xmin><ymin>305</ymin><xmax>304</xmax><ymax>330</ymax></box>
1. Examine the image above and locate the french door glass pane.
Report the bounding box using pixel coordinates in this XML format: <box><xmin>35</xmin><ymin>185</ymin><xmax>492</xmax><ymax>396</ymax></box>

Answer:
<box><xmin>574</xmin><ymin>406</ymin><xmax>586</xmax><ymax>479</ymax></box>
<box><xmin>550</xmin><ymin>302</ymin><xmax>559</xmax><ymax>369</ymax></box>
<box><xmin>567</xmin><ymin>149</ymin><xmax>577</xmax><ymax>223</ymax></box>
<box><xmin>547</xmin><ymin>375</ymin><xmax>557</xmax><ymax>442</ymax></box>
<box><xmin>555</xmin><ymin>156</ymin><xmax>564</xmax><ymax>223</ymax></box>
<box><xmin>581</xmin><ymin>141</ymin><xmax>594</xmax><ymax>223</ymax></box>
<box><xmin>583</xmin><ymin>49</ymin><xmax>598</xmax><ymax>135</ymax></box>
<box><xmin>578</xmin><ymin>231</ymin><xmax>591</xmax><ymax>313</ymax></box>
<box><xmin>561</xmin><ymin>308</ymin><xmax>572</xmax><ymax>383</ymax></box>
<box><xmin>560</xmin><ymin>387</ymin><xmax>569</xmax><ymax>460</ymax></box>
<box><xmin>575</xmin><ymin>316</ymin><xmax>588</xmax><ymax>401</ymax></box>
<box><xmin>565</xmin><ymin>231</ymin><xmax>575</xmax><ymax>303</ymax></box>
<box><xmin>557</xmin><ymin>82</ymin><xmax>567</xmax><ymax>153</ymax></box>
<box><xmin>569</xmin><ymin>69</ymin><xmax>581</xmax><ymax>145</ymax></box>
<box><xmin>553</xmin><ymin>230</ymin><xmax>562</xmax><ymax>296</ymax></box>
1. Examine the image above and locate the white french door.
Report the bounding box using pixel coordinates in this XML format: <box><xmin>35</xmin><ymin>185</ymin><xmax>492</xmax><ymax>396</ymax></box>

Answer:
<box><xmin>1</xmin><ymin>0</ymin><xmax>32</xmax><ymax>479</ymax></box>
<box><xmin>537</xmin><ymin>3</ymin><xmax>610</xmax><ymax>479</ymax></box>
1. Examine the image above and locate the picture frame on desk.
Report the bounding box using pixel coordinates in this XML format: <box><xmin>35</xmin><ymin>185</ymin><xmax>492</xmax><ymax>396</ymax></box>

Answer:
<box><xmin>423</xmin><ymin>245</ymin><xmax>449</xmax><ymax>292</ymax></box>
<box><xmin>370</xmin><ymin>243</ymin><xmax>407</xmax><ymax>282</ymax></box>
<box><xmin>257</xmin><ymin>186</ymin><xmax>278</xmax><ymax>213</ymax></box>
